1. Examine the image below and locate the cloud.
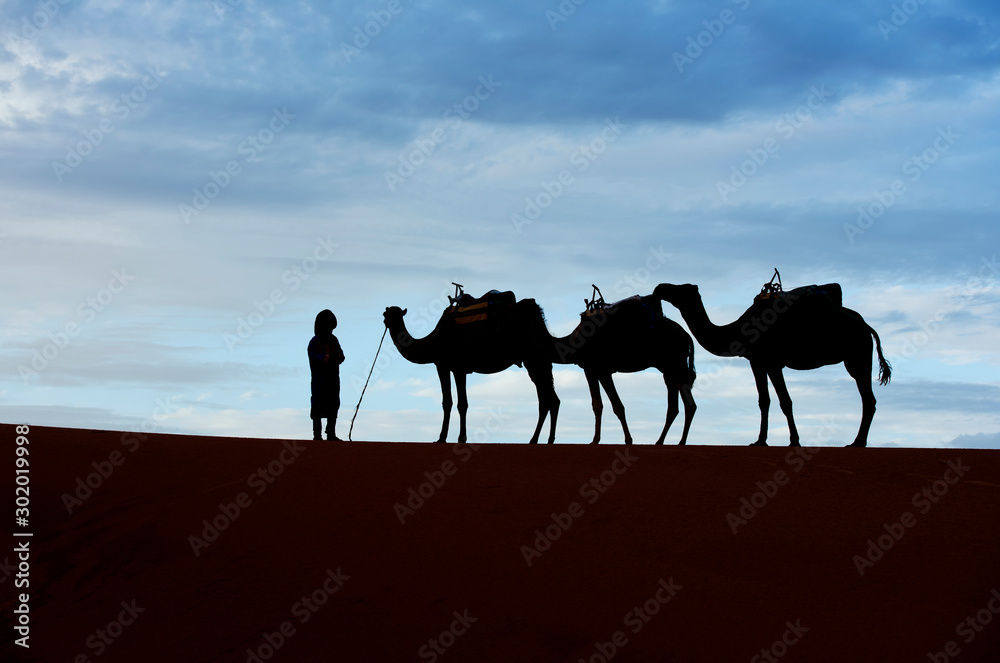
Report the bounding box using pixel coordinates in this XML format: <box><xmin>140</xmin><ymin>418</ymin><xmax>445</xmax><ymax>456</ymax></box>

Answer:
<box><xmin>946</xmin><ymin>431</ymin><xmax>1000</xmax><ymax>449</ymax></box>
<box><xmin>1</xmin><ymin>0</ymin><xmax>999</xmax><ymax>449</ymax></box>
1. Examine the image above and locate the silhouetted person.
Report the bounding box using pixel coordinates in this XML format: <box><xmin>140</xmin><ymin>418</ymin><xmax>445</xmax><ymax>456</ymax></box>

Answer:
<box><xmin>308</xmin><ymin>309</ymin><xmax>345</xmax><ymax>441</ymax></box>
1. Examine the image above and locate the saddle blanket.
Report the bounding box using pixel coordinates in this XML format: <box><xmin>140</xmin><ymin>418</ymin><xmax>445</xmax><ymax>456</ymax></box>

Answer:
<box><xmin>581</xmin><ymin>294</ymin><xmax>662</xmax><ymax>326</ymax></box>
<box><xmin>754</xmin><ymin>283</ymin><xmax>843</xmax><ymax>309</ymax></box>
<box><xmin>446</xmin><ymin>290</ymin><xmax>516</xmax><ymax>325</ymax></box>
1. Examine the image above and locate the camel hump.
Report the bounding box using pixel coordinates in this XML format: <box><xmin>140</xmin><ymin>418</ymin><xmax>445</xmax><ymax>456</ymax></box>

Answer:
<box><xmin>639</xmin><ymin>294</ymin><xmax>665</xmax><ymax>318</ymax></box>
<box><xmin>615</xmin><ymin>294</ymin><xmax>663</xmax><ymax>318</ymax></box>
<box><xmin>484</xmin><ymin>289</ymin><xmax>516</xmax><ymax>307</ymax></box>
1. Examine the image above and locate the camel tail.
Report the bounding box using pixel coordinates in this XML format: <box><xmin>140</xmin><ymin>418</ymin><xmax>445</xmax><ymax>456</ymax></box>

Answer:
<box><xmin>870</xmin><ymin>326</ymin><xmax>891</xmax><ymax>386</ymax></box>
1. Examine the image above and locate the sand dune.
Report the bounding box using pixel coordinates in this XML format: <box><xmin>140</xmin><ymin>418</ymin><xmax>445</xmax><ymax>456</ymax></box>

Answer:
<box><xmin>4</xmin><ymin>423</ymin><xmax>1000</xmax><ymax>662</ymax></box>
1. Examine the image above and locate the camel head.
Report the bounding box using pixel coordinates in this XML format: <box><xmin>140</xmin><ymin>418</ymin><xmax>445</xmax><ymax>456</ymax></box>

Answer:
<box><xmin>653</xmin><ymin>283</ymin><xmax>699</xmax><ymax>307</ymax></box>
<box><xmin>383</xmin><ymin>306</ymin><xmax>408</xmax><ymax>330</ymax></box>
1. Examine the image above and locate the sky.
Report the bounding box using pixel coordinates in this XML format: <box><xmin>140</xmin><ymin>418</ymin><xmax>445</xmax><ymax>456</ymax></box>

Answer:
<box><xmin>2</xmin><ymin>0</ymin><xmax>998</xmax><ymax>448</ymax></box>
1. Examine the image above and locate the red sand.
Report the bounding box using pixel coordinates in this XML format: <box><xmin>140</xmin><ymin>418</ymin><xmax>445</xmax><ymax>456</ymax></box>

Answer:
<box><xmin>4</xmin><ymin>423</ymin><xmax>1000</xmax><ymax>662</ymax></box>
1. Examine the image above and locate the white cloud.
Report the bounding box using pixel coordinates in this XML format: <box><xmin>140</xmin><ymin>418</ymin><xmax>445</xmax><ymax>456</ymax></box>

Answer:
<box><xmin>1</xmin><ymin>0</ymin><xmax>999</xmax><ymax>448</ymax></box>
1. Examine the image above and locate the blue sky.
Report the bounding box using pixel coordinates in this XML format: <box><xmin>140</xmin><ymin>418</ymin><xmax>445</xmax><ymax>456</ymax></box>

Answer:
<box><xmin>3</xmin><ymin>0</ymin><xmax>998</xmax><ymax>447</ymax></box>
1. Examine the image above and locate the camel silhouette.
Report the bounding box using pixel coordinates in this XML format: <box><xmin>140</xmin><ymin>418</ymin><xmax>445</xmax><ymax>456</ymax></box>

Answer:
<box><xmin>383</xmin><ymin>294</ymin><xmax>559</xmax><ymax>444</ymax></box>
<box><xmin>551</xmin><ymin>290</ymin><xmax>697</xmax><ymax>445</ymax></box>
<box><xmin>653</xmin><ymin>281</ymin><xmax>891</xmax><ymax>447</ymax></box>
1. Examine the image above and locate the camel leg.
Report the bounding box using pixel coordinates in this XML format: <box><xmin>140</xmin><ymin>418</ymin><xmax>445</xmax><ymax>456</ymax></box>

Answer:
<box><xmin>547</xmin><ymin>392</ymin><xmax>560</xmax><ymax>445</ymax></box>
<box><xmin>586</xmin><ymin>370</ymin><xmax>604</xmax><ymax>445</ymax></box>
<box><xmin>751</xmin><ymin>362</ymin><xmax>770</xmax><ymax>446</ymax></box>
<box><xmin>847</xmin><ymin>362</ymin><xmax>877</xmax><ymax>447</ymax></box>
<box><xmin>656</xmin><ymin>374</ymin><xmax>678</xmax><ymax>445</ymax></box>
<box><xmin>599</xmin><ymin>373</ymin><xmax>632</xmax><ymax>445</ymax></box>
<box><xmin>676</xmin><ymin>383</ymin><xmax>697</xmax><ymax>446</ymax></box>
<box><xmin>767</xmin><ymin>367</ymin><xmax>800</xmax><ymax>447</ymax></box>
<box><xmin>454</xmin><ymin>371</ymin><xmax>469</xmax><ymax>444</ymax></box>
<box><xmin>436</xmin><ymin>364</ymin><xmax>452</xmax><ymax>443</ymax></box>
<box><xmin>526</xmin><ymin>361</ymin><xmax>559</xmax><ymax>444</ymax></box>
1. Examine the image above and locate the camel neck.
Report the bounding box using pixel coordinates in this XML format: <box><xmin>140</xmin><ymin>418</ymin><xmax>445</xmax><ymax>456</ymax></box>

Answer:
<box><xmin>677</xmin><ymin>296</ymin><xmax>745</xmax><ymax>358</ymax></box>
<box><xmin>387</xmin><ymin>319</ymin><xmax>437</xmax><ymax>365</ymax></box>
<box><xmin>549</xmin><ymin>330</ymin><xmax>580</xmax><ymax>365</ymax></box>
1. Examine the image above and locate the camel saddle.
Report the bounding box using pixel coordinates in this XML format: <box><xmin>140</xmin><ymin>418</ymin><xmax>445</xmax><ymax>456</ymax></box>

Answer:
<box><xmin>446</xmin><ymin>289</ymin><xmax>516</xmax><ymax>325</ymax></box>
<box><xmin>582</xmin><ymin>291</ymin><xmax>662</xmax><ymax>328</ymax></box>
<box><xmin>754</xmin><ymin>270</ymin><xmax>842</xmax><ymax>308</ymax></box>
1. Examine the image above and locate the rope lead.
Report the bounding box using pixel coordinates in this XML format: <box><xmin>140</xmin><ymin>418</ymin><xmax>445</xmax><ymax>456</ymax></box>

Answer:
<box><xmin>348</xmin><ymin>326</ymin><xmax>388</xmax><ymax>442</ymax></box>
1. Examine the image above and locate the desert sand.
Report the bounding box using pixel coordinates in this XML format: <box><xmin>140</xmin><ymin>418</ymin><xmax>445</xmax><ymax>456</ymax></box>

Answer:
<box><xmin>4</xmin><ymin>423</ymin><xmax>1000</xmax><ymax>662</ymax></box>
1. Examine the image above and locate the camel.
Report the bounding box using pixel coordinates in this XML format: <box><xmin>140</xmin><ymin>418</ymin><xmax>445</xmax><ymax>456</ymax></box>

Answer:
<box><xmin>653</xmin><ymin>281</ymin><xmax>891</xmax><ymax>447</ymax></box>
<box><xmin>383</xmin><ymin>292</ymin><xmax>559</xmax><ymax>444</ymax></box>
<box><xmin>551</xmin><ymin>291</ymin><xmax>697</xmax><ymax>445</ymax></box>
